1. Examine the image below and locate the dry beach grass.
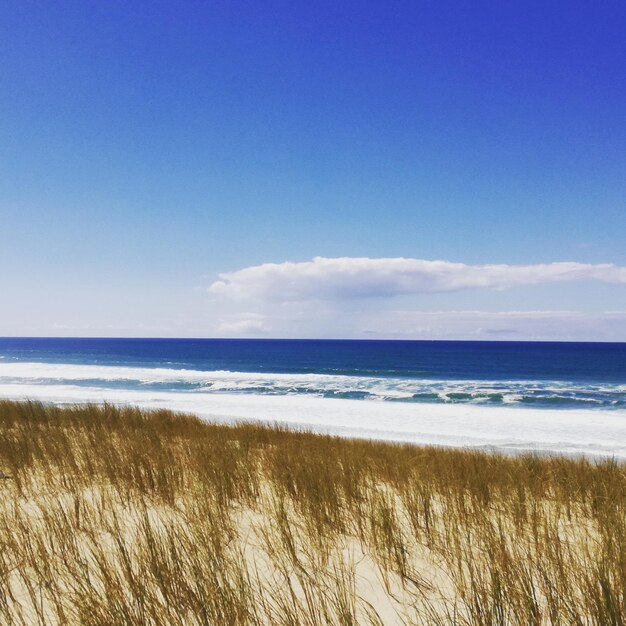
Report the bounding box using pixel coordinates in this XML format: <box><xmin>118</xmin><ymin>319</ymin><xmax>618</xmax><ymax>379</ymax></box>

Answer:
<box><xmin>1</xmin><ymin>399</ymin><xmax>626</xmax><ymax>625</ymax></box>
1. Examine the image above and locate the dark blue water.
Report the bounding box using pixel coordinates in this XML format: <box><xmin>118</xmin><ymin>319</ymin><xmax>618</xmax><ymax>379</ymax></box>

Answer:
<box><xmin>1</xmin><ymin>337</ymin><xmax>625</xmax><ymax>382</ymax></box>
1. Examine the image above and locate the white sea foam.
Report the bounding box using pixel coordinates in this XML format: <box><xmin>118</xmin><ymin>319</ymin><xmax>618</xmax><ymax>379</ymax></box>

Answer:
<box><xmin>0</xmin><ymin>362</ymin><xmax>621</xmax><ymax>402</ymax></box>
<box><xmin>1</xmin><ymin>364</ymin><xmax>626</xmax><ymax>458</ymax></box>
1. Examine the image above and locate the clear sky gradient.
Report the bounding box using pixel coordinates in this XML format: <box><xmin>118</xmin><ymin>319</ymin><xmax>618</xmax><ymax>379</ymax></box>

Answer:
<box><xmin>2</xmin><ymin>1</ymin><xmax>626</xmax><ymax>340</ymax></box>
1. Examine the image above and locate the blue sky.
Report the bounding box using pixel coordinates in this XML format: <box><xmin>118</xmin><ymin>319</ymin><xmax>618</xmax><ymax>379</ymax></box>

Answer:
<box><xmin>2</xmin><ymin>1</ymin><xmax>626</xmax><ymax>339</ymax></box>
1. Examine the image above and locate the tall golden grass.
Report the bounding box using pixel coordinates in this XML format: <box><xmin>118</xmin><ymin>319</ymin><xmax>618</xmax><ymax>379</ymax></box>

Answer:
<box><xmin>1</xmin><ymin>399</ymin><xmax>625</xmax><ymax>624</ymax></box>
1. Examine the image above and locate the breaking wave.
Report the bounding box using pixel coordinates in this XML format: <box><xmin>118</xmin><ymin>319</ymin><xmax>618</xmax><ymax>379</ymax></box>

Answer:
<box><xmin>0</xmin><ymin>361</ymin><xmax>624</xmax><ymax>409</ymax></box>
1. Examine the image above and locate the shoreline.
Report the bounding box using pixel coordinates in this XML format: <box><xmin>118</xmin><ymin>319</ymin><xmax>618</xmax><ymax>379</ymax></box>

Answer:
<box><xmin>2</xmin><ymin>385</ymin><xmax>626</xmax><ymax>459</ymax></box>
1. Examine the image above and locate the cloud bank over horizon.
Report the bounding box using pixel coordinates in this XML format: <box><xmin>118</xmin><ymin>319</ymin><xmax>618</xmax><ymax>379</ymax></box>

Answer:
<box><xmin>211</xmin><ymin>309</ymin><xmax>626</xmax><ymax>342</ymax></box>
<box><xmin>209</xmin><ymin>257</ymin><xmax>626</xmax><ymax>302</ymax></box>
<box><xmin>201</xmin><ymin>256</ymin><xmax>626</xmax><ymax>341</ymax></box>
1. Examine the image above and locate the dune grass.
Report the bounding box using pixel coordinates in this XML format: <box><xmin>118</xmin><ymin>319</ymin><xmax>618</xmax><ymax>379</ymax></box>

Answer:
<box><xmin>1</xmin><ymin>399</ymin><xmax>626</xmax><ymax>624</ymax></box>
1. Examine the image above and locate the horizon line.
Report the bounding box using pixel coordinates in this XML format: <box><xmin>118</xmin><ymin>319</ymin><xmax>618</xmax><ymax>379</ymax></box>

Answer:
<box><xmin>1</xmin><ymin>336</ymin><xmax>625</xmax><ymax>345</ymax></box>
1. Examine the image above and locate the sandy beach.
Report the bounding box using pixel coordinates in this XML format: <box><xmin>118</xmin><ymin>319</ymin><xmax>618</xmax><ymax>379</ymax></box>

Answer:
<box><xmin>2</xmin><ymin>400</ymin><xmax>624</xmax><ymax>625</ymax></box>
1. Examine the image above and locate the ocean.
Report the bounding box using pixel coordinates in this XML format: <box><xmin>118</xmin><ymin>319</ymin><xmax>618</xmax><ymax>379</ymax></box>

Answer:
<box><xmin>1</xmin><ymin>337</ymin><xmax>625</xmax><ymax>457</ymax></box>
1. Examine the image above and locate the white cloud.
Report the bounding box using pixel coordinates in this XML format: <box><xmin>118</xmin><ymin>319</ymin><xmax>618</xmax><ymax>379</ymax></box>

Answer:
<box><xmin>209</xmin><ymin>256</ymin><xmax>626</xmax><ymax>302</ymax></box>
<box><xmin>206</xmin><ymin>257</ymin><xmax>626</xmax><ymax>340</ymax></box>
<box><xmin>217</xmin><ymin>315</ymin><xmax>269</xmax><ymax>336</ymax></box>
